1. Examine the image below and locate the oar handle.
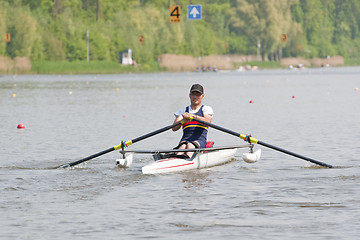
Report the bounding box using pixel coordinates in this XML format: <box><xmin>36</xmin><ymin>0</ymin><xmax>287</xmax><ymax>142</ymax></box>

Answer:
<box><xmin>132</xmin><ymin>121</ymin><xmax>182</xmax><ymax>144</ymax></box>
<box><xmin>191</xmin><ymin>117</ymin><xmax>333</xmax><ymax>168</ymax></box>
<box><xmin>191</xmin><ymin>117</ymin><xmax>252</xmax><ymax>142</ymax></box>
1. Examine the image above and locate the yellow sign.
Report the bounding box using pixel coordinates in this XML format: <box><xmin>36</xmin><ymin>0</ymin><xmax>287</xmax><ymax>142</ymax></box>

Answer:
<box><xmin>170</xmin><ymin>5</ymin><xmax>180</xmax><ymax>23</ymax></box>
<box><xmin>5</xmin><ymin>33</ymin><xmax>11</xmax><ymax>42</ymax></box>
<box><xmin>138</xmin><ymin>35</ymin><xmax>144</xmax><ymax>44</ymax></box>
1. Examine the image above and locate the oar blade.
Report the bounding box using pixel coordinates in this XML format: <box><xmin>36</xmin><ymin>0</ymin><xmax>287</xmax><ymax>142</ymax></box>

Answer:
<box><xmin>56</xmin><ymin>147</ymin><xmax>116</xmax><ymax>169</ymax></box>
<box><xmin>257</xmin><ymin>141</ymin><xmax>333</xmax><ymax>168</ymax></box>
<box><xmin>55</xmin><ymin>121</ymin><xmax>183</xmax><ymax>169</ymax></box>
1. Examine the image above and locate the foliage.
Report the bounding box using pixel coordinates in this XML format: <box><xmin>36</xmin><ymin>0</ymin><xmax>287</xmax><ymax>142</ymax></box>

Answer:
<box><xmin>1</xmin><ymin>0</ymin><xmax>360</xmax><ymax>64</ymax></box>
<box><xmin>243</xmin><ymin>60</ymin><xmax>282</xmax><ymax>69</ymax></box>
<box><xmin>5</xmin><ymin>6</ymin><xmax>37</xmax><ymax>57</ymax></box>
<box><xmin>31</xmin><ymin>60</ymin><xmax>162</xmax><ymax>74</ymax></box>
<box><xmin>0</xmin><ymin>2</ymin><xmax>7</xmax><ymax>55</ymax></box>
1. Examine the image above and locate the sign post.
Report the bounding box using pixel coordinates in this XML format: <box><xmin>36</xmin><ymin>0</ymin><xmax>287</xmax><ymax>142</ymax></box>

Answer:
<box><xmin>86</xmin><ymin>29</ymin><xmax>90</xmax><ymax>62</ymax></box>
<box><xmin>187</xmin><ymin>5</ymin><xmax>202</xmax><ymax>20</ymax></box>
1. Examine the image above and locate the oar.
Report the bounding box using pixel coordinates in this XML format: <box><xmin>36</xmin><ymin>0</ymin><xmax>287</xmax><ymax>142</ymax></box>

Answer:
<box><xmin>191</xmin><ymin>117</ymin><xmax>333</xmax><ymax>168</ymax></box>
<box><xmin>56</xmin><ymin>121</ymin><xmax>183</xmax><ymax>169</ymax></box>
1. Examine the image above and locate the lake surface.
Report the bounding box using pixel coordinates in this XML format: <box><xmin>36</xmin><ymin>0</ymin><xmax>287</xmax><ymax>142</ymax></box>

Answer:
<box><xmin>1</xmin><ymin>67</ymin><xmax>359</xmax><ymax>239</ymax></box>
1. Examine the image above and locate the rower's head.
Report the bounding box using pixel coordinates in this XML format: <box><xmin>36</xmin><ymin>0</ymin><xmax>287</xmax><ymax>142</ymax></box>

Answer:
<box><xmin>190</xmin><ymin>84</ymin><xmax>204</xmax><ymax>95</ymax></box>
<box><xmin>189</xmin><ymin>84</ymin><xmax>204</xmax><ymax>105</ymax></box>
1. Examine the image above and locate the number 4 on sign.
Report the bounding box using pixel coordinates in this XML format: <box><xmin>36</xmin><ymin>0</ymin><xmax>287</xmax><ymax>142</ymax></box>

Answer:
<box><xmin>170</xmin><ymin>5</ymin><xmax>180</xmax><ymax>23</ymax></box>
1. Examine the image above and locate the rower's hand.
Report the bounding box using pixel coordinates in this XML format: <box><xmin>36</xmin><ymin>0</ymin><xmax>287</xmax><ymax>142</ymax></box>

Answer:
<box><xmin>182</xmin><ymin>112</ymin><xmax>195</xmax><ymax>122</ymax></box>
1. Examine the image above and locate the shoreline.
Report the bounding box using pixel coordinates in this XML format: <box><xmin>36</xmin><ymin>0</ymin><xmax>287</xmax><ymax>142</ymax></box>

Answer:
<box><xmin>1</xmin><ymin>55</ymin><xmax>359</xmax><ymax>75</ymax></box>
<box><xmin>2</xmin><ymin>65</ymin><xmax>360</xmax><ymax>77</ymax></box>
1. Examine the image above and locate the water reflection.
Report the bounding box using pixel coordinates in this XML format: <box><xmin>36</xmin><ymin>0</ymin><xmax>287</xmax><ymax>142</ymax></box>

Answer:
<box><xmin>1</xmin><ymin>70</ymin><xmax>360</xmax><ymax>239</ymax></box>
<box><xmin>181</xmin><ymin>171</ymin><xmax>213</xmax><ymax>189</ymax></box>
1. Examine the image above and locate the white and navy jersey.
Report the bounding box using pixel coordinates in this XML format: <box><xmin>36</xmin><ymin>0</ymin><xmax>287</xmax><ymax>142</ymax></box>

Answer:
<box><xmin>174</xmin><ymin>105</ymin><xmax>213</xmax><ymax>117</ymax></box>
<box><xmin>174</xmin><ymin>105</ymin><xmax>213</xmax><ymax>148</ymax></box>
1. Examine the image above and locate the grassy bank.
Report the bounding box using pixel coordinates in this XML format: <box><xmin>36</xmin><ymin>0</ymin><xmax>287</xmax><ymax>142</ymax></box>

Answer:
<box><xmin>344</xmin><ymin>58</ymin><xmax>360</xmax><ymax>66</ymax></box>
<box><xmin>30</xmin><ymin>60</ymin><xmax>164</xmax><ymax>74</ymax></box>
<box><xmin>242</xmin><ymin>60</ymin><xmax>283</xmax><ymax>69</ymax></box>
<box><xmin>30</xmin><ymin>60</ymin><xmax>284</xmax><ymax>74</ymax></box>
<box><xmin>2</xmin><ymin>57</ymin><xmax>360</xmax><ymax>75</ymax></box>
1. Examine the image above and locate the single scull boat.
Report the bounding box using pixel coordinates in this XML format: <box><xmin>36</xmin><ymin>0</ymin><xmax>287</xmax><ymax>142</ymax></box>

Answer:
<box><xmin>116</xmin><ymin>143</ymin><xmax>261</xmax><ymax>174</ymax></box>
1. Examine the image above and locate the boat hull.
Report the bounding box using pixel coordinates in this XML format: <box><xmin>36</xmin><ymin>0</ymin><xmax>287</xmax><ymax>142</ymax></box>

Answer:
<box><xmin>142</xmin><ymin>148</ymin><xmax>237</xmax><ymax>174</ymax></box>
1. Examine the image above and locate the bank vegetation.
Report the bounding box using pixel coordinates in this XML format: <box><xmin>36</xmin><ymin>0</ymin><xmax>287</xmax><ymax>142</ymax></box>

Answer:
<box><xmin>1</xmin><ymin>0</ymin><xmax>360</xmax><ymax>73</ymax></box>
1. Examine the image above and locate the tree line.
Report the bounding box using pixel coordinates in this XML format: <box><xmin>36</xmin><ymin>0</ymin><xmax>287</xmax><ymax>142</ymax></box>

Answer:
<box><xmin>1</xmin><ymin>0</ymin><xmax>360</xmax><ymax>64</ymax></box>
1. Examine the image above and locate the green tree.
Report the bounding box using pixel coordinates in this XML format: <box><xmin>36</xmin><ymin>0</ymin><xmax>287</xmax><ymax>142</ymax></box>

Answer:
<box><xmin>229</xmin><ymin>0</ymin><xmax>299</xmax><ymax>60</ymax></box>
<box><xmin>299</xmin><ymin>0</ymin><xmax>336</xmax><ymax>57</ymax></box>
<box><xmin>3</xmin><ymin>0</ymin><xmax>360</xmax><ymax>64</ymax></box>
<box><xmin>6</xmin><ymin>6</ymin><xmax>37</xmax><ymax>57</ymax></box>
<box><xmin>226</xmin><ymin>32</ymin><xmax>248</xmax><ymax>54</ymax></box>
<box><xmin>0</xmin><ymin>4</ymin><xmax>7</xmax><ymax>55</ymax></box>
<box><xmin>332</xmin><ymin>0</ymin><xmax>360</xmax><ymax>57</ymax></box>
<box><xmin>41</xmin><ymin>30</ymin><xmax>66</xmax><ymax>60</ymax></box>
<box><xmin>88</xmin><ymin>28</ymin><xmax>111</xmax><ymax>60</ymax></box>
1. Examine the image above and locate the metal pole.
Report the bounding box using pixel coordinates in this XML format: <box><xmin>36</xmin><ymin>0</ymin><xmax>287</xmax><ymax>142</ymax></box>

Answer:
<box><xmin>87</xmin><ymin>29</ymin><xmax>90</xmax><ymax>62</ymax></box>
<box><xmin>257</xmin><ymin>39</ymin><xmax>260</xmax><ymax>61</ymax></box>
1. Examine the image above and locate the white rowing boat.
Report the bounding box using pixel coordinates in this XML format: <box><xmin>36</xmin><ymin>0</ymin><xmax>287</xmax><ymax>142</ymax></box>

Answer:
<box><xmin>142</xmin><ymin>148</ymin><xmax>237</xmax><ymax>174</ymax></box>
<box><xmin>116</xmin><ymin>144</ymin><xmax>261</xmax><ymax>174</ymax></box>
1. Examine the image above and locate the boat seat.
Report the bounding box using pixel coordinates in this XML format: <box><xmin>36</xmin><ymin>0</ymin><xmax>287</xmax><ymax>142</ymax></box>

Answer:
<box><xmin>206</xmin><ymin>141</ymin><xmax>214</xmax><ymax>148</ymax></box>
<box><xmin>157</xmin><ymin>153</ymin><xmax>189</xmax><ymax>160</ymax></box>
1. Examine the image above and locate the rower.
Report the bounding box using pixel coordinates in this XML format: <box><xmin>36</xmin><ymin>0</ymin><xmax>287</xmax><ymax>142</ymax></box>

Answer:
<box><xmin>172</xmin><ymin>84</ymin><xmax>213</xmax><ymax>158</ymax></box>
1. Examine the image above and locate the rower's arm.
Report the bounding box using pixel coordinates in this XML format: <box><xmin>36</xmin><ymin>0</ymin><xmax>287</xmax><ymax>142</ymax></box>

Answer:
<box><xmin>194</xmin><ymin>113</ymin><xmax>213</xmax><ymax>123</ymax></box>
<box><xmin>172</xmin><ymin>115</ymin><xmax>183</xmax><ymax>131</ymax></box>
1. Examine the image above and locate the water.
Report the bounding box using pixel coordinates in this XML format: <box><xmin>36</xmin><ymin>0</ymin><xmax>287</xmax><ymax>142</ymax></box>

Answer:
<box><xmin>1</xmin><ymin>68</ymin><xmax>359</xmax><ymax>239</ymax></box>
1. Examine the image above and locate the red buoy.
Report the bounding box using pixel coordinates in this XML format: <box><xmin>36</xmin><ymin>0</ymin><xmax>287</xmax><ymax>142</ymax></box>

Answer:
<box><xmin>17</xmin><ymin>124</ymin><xmax>25</xmax><ymax>129</ymax></box>
<box><xmin>249</xmin><ymin>100</ymin><xmax>254</xmax><ymax>103</ymax></box>
<box><xmin>292</xmin><ymin>95</ymin><xmax>296</xmax><ymax>98</ymax></box>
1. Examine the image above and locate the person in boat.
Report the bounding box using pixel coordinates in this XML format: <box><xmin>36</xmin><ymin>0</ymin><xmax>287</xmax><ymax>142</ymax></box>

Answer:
<box><xmin>172</xmin><ymin>84</ymin><xmax>213</xmax><ymax>158</ymax></box>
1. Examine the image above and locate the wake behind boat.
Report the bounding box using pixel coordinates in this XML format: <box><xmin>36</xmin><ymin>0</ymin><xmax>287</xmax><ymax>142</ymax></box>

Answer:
<box><xmin>116</xmin><ymin>144</ymin><xmax>261</xmax><ymax>174</ymax></box>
